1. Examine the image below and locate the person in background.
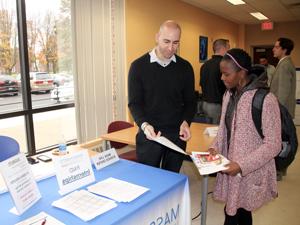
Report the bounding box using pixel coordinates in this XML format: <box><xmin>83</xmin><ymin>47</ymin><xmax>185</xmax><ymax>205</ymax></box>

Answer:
<box><xmin>270</xmin><ymin>37</ymin><xmax>296</xmax><ymax>180</ymax></box>
<box><xmin>209</xmin><ymin>48</ymin><xmax>281</xmax><ymax>225</ymax></box>
<box><xmin>128</xmin><ymin>20</ymin><xmax>195</xmax><ymax>173</ymax></box>
<box><xmin>259</xmin><ymin>55</ymin><xmax>275</xmax><ymax>86</ymax></box>
<box><xmin>200</xmin><ymin>39</ymin><xmax>230</xmax><ymax>124</ymax></box>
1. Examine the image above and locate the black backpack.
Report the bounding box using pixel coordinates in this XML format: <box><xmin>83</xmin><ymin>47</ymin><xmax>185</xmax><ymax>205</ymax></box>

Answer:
<box><xmin>252</xmin><ymin>88</ymin><xmax>298</xmax><ymax>170</ymax></box>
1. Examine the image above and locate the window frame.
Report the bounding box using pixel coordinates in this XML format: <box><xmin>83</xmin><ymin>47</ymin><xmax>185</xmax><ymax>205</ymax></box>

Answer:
<box><xmin>0</xmin><ymin>0</ymin><xmax>76</xmax><ymax>156</ymax></box>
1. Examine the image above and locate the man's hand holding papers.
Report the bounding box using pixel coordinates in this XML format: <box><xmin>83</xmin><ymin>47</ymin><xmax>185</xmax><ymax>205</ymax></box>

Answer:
<box><xmin>179</xmin><ymin>120</ymin><xmax>191</xmax><ymax>141</ymax></box>
<box><xmin>141</xmin><ymin>122</ymin><xmax>161</xmax><ymax>140</ymax></box>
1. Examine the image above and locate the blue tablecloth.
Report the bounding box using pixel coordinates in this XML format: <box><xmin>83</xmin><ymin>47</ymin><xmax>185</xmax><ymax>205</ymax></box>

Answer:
<box><xmin>0</xmin><ymin>159</ymin><xmax>191</xmax><ymax>225</ymax></box>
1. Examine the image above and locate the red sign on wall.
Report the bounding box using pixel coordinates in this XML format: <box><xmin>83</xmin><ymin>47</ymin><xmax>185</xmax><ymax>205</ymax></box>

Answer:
<box><xmin>261</xmin><ymin>21</ymin><xmax>274</xmax><ymax>30</ymax></box>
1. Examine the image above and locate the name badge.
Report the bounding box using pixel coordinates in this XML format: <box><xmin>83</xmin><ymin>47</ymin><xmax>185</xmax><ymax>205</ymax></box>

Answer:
<box><xmin>0</xmin><ymin>153</ymin><xmax>41</xmax><ymax>215</ymax></box>
<box><xmin>53</xmin><ymin>150</ymin><xmax>95</xmax><ymax>195</ymax></box>
<box><xmin>92</xmin><ymin>148</ymin><xmax>119</xmax><ymax>170</ymax></box>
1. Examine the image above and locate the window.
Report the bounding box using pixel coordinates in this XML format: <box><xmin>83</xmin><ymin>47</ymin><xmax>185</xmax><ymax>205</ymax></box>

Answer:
<box><xmin>25</xmin><ymin>0</ymin><xmax>74</xmax><ymax>108</ymax></box>
<box><xmin>0</xmin><ymin>0</ymin><xmax>21</xmax><ymax>112</ymax></box>
<box><xmin>33</xmin><ymin>108</ymin><xmax>76</xmax><ymax>150</ymax></box>
<box><xmin>0</xmin><ymin>0</ymin><xmax>76</xmax><ymax>155</ymax></box>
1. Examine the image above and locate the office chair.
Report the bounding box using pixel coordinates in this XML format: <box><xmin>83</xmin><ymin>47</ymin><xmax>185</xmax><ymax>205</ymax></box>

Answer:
<box><xmin>0</xmin><ymin>135</ymin><xmax>20</xmax><ymax>162</ymax></box>
<box><xmin>107</xmin><ymin>121</ymin><xmax>137</xmax><ymax>162</ymax></box>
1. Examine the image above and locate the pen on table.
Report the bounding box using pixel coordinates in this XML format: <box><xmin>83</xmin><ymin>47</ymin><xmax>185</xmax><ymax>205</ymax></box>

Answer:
<box><xmin>28</xmin><ymin>216</ymin><xmax>47</xmax><ymax>225</ymax></box>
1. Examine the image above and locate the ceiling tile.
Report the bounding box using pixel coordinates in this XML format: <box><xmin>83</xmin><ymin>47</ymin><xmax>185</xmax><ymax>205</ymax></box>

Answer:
<box><xmin>182</xmin><ymin>0</ymin><xmax>300</xmax><ymax>24</ymax></box>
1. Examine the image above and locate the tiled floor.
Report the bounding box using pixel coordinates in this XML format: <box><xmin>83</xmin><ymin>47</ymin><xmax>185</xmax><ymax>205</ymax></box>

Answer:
<box><xmin>180</xmin><ymin>126</ymin><xmax>300</xmax><ymax>225</ymax></box>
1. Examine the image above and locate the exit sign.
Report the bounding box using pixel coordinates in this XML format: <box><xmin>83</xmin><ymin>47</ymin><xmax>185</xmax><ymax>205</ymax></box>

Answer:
<box><xmin>261</xmin><ymin>21</ymin><xmax>273</xmax><ymax>30</ymax></box>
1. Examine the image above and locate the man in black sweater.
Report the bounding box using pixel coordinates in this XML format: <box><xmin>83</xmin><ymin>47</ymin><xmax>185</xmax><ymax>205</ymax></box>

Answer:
<box><xmin>128</xmin><ymin>20</ymin><xmax>195</xmax><ymax>172</ymax></box>
<box><xmin>200</xmin><ymin>39</ymin><xmax>229</xmax><ymax>124</ymax></box>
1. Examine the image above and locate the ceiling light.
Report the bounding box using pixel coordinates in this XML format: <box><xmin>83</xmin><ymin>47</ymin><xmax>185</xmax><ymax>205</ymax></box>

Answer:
<box><xmin>226</xmin><ymin>0</ymin><xmax>246</xmax><ymax>5</ymax></box>
<box><xmin>250</xmin><ymin>12</ymin><xmax>269</xmax><ymax>20</ymax></box>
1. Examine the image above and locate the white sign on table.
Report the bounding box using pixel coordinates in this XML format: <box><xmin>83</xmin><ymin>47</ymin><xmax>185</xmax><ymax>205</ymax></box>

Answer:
<box><xmin>53</xmin><ymin>150</ymin><xmax>95</xmax><ymax>195</ymax></box>
<box><xmin>0</xmin><ymin>153</ymin><xmax>41</xmax><ymax>215</ymax></box>
<box><xmin>203</xmin><ymin>126</ymin><xmax>219</xmax><ymax>137</ymax></box>
<box><xmin>92</xmin><ymin>148</ymin><xmax>119</xmax><ymax>170</ymax></box>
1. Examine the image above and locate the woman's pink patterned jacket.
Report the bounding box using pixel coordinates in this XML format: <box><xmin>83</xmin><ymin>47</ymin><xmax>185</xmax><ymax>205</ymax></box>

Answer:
<box><xmin>211</xmin><ymin>89</ymin><xmax>281</xmax><ymax>216</ymax></box>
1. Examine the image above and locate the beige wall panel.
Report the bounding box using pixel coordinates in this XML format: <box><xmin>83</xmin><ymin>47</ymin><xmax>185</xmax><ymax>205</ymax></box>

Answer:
<box><xmin>125</xmin><ymin>0</ymin><xmax>240</xmax><ymax>92</ymax></box>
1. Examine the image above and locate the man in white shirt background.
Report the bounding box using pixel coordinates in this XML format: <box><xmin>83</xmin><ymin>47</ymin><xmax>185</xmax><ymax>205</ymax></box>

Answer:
<box><xmin>259</xmin><ymin>55</ymin><xmax>275</xmax><ymax>86</ymax></box>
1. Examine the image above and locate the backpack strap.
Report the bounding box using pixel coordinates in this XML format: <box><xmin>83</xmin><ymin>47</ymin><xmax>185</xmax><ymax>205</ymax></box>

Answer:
<box><xmin>252</xmin><ymin>88</ymin><xmax>269</xmax><ymax>139</ymax></box>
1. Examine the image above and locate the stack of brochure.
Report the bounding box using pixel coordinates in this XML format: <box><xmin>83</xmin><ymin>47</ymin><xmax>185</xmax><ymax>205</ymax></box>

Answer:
<box><xmin>190</xmin><ymin>152</ymin><xmax>229</xmax><ymax>175</ymax></box>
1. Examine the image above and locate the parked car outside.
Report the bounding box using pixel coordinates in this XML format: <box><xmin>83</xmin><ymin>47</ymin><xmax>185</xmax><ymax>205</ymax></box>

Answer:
<box><xmin>16</xmin><ymin>72</ymin><xmax>55</xmax><ymax>93</ymax></box>
<box><xmin>30</xmin><ymin>72</ymin><xmax>54</xmax><ymax>93</ymax></box>
<box><xmin>0</xmin><ymin>74</ymin><xmax>19</xmax><ymax>96</ymax></box>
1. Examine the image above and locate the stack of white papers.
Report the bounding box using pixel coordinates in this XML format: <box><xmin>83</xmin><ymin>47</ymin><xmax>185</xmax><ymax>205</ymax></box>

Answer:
<box><xmin>153</xmin><ymin>136</ymin><xmax>187</xmax><ymax>155</ymax></box>
<box><xmin>52</xmin><ymin>190</ymin><xmax>117</xmax><ymax>221</ymax></box>
<box><xmin>203</xmin><ymin>126</ymin><xmax>219</xmax><ymax>137</ymax></box>
<box><xmin>15</xmin><ymin>211</ymin><xmax>65</xmax><ymax>225</ymax></box>
<box><xmin>190</xmin><ymin>152</ymin><xmax>229</xmax><ymax>175</ymax></box>
<box><xmin>87</xmin><ymin>177</ymin><xmax>149</xmax><ymax>202</ymax></box>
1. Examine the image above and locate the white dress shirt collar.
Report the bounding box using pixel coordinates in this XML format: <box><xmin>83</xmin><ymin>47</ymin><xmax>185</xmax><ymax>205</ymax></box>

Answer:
<box><xmin>149</xmin><ymin>48</ymin><xmax>176</xmax><ymax>67</ymax></box>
